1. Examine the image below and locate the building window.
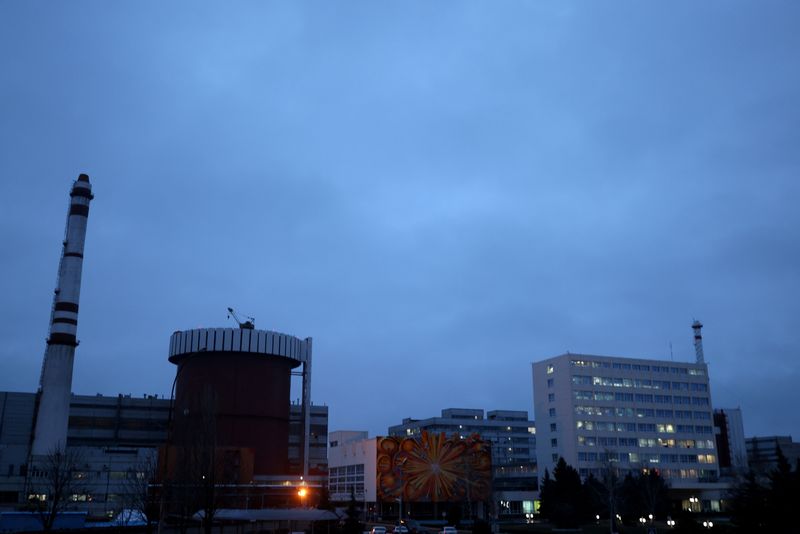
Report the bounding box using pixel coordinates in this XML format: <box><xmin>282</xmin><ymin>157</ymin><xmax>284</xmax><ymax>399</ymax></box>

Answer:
<box><xmin>547</xmin><ymin>378</ymin><xmax>554</xmax><ymax>387</ymax></box>
<box><xmin>548</xmin><ymin>393</ymin><xmax>555</xmax><ymax>402</ymax></box>
<box><xmin>551</xmin><ymin>438</ymin><xmax>558</xmax><ymax>447</ymax></box>
<box><xmin>547</xmin><ymin>364</ymin><xmax>554</xmax><ymax>374</ymax></box>
<box><xmin>552</xmin><ymin>453</ymin><xmax>559</xmax><ymax>462</ymax></box>
<box><xmin>550</xmin><ymin>423</ymin><xmax>557</xmax><ymax>432</ymax></box>
<box><xmin>549</xmin><ymin>408</ymin><xmax>556</xmax><ymax>417</ymax></box>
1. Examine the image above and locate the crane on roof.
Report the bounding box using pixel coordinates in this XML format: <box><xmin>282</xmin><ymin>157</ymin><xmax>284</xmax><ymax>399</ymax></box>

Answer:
<box><xmin>227</xmin><ymin>307</ymin><xmax>255</xmax><ymax>329</ymax></box>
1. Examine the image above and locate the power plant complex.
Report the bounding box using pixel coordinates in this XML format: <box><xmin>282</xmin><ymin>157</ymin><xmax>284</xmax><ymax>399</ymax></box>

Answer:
<box><xmin>0</xmin><ymin>174</ymin><xmax>785</xmax><ymax>531</ymax></box>
<box><xmin>0</xmin><ymin>176</ymin><xmax>328</xmax><ymax>527</ymax></box>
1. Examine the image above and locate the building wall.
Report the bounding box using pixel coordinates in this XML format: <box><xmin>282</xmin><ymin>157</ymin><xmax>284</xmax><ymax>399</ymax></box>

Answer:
<box><xmin>746</xmin><ymin>435</ymin><xmax>800</xmax><ymax>472</ymax></box>
<box><xmin>327</xmin><ymin>432</ymin><xmax>376</xmax><ymax>502</ymax></box>
<box><xmin>1</xmin><ymin>391</ymin><xmax>325</xmax><ymax>516</ymax></box>
<box><xmin>713</xmin><ymin>408</ymin><xmax>748</xmax><ymax>475</ymax></box>
<box><xmin>533</xmin><ymin>354</ymin><xmax>719</xmax><ymax>490</ymax></box>
<box><xmin>288</xmin><ymin>403</ymin><xmax>328</xmax><ymax>479</ymax></box>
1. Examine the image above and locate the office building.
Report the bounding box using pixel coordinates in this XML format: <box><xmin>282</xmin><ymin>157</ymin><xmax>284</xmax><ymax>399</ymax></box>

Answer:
<box><xmin>532</xmin><ymin>353</ymin><xmax>727</xmax><ymax>510</ymax></box>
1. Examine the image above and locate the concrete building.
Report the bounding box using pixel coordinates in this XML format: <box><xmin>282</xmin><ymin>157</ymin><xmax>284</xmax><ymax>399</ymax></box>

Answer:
<box><xmin>745</xmin><ymin>435</ymin><xmax>800</xmax><ymax>473</ymax></box>
<box><xmin>0</xmin><ymin>392</ymin><xmax>168</xmax><ymax>516</ymax></box>
<box><xmin>713</xmin><ymin>408</ymin><xmax>748</xmax><ymax>476</ymax></box>
<box><xmin>532</xmin><ymin>353</ymin><xmax>727</xmax><ymax>511</ymax></box>
<box><xmin>388</xmin><ymin>408</ymin><xmax>537</xmax><ymax>518</ymax></box>
<box><xmin>327</xmin><ymin>431</ymin><xmax>374</xmax><ymax>504</ymax></box>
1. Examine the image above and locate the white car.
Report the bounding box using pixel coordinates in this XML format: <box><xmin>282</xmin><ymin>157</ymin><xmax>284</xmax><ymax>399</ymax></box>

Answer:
<box><xmin>441</xmin><ymin>527</ymin><xmax>457</xmax><ymax>534</ymax></box>
<box><xmin>371</xmin><ymin>527</ymin><xmax>387</xmax><ymax>534</ymax></box>
<box><xmin>394</xmin><ymin>526</ymin><xmax>409</xmax><ymax>534</ymax></box>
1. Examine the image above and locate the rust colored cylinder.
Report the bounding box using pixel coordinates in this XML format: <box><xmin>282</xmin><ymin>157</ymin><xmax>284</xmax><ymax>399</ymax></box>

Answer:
<box><xmin>167</xmin><ymin>328</ymin><xmax>308</xmax><ymax>476</ymax></box>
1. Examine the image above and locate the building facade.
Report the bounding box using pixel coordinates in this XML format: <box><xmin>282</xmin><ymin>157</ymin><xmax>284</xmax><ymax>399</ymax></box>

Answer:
<box><xmin>532</xmin><ymin>353</ymin><xmax>727</xmax><ymax>510</ymax></box>
<box><xmin>0</xmin><ymin>392</ymin><xmax>168</xmax><ymax>517</ymax></box>
<box><xmin>388</xmin><ymin>408</ymin><xmax>537</xmax><ymax>518</ymax></box>
<box><xmin>745</xmin><ymin>435</ymin><xmax>800</xmax><ymax>473</ymax></box>
<box><xmin>327</xmin><ymin>430</ymin><xmax>494</xmax><ymax>521</ymax></box>
<box><xmin>713</xmin><ymin>408</ymin><xmax>748</xmax><ymax>476</ymax></box>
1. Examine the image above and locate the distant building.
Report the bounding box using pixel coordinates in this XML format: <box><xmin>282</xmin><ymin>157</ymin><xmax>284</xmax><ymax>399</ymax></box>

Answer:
<box><xmin>713</xmin><ymin>408</ymin><xmax>748</xmax><ymax>476</ymax></box>
<box><xmin>533</xmin><ymin>353</ymin><xmax>728</xmax><ymax>512</ymax></box>
<box><xmin>388</xmin><ymin>408</ymin><xmax>537</xmax><ymax>518</ymax></box>
<box><xmin>745</xmin><ymin>435</ymin><xmax>800</xmax><ymax>473</ymax></box>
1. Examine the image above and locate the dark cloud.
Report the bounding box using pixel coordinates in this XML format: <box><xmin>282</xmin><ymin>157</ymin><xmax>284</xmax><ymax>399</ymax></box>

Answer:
<box><xmin>1</xmin><ymin>1</ymin><xmax>798</xmax><ymax>438</ymax></box>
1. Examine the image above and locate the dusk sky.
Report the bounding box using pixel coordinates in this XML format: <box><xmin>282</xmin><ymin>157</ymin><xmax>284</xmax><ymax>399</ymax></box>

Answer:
<box><xmin>1</xmin><ymin>2</ymin><xmax>798</xmax><ymax>440</ymax></box>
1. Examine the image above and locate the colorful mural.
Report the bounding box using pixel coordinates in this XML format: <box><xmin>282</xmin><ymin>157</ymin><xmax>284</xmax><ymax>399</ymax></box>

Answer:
<box><xmin>376</xmin><ymin>431</ymin><xmax>492</xmax><ymax>502</ymax></box>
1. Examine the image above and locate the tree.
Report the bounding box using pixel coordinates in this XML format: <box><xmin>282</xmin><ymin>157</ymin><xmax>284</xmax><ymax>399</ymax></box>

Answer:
<box><xmin>119</xmin><ymin>453</ymin><xmax>158</xmax><ymax>532</ymax></box>
<box><xmin>171</xmin><ymin>387</ymin><xmax>222</xmax><ymax>534</ymax></box>
<box><xmin>538</xmin><ymin>458</ymin><xmax>586</xmax><ymax>528</ymax></box>
<box><xmin>728</xmin><ymin>448</ymin><xmax>800</xmax><ymax>533</ymax></box>
<box><xmin>617</xmin><ymin>469</ymin><xmax>669</xmax><ymax>523</ymax></box>
<box><xmin>27</xmin><ymin>446</ymin><xmax>85</xmax><ymax>531</ymax></box>
<box><xmin>341</xmin><ymin>489</ymin><xmax>363</xmax><ymax>534</ymax></box>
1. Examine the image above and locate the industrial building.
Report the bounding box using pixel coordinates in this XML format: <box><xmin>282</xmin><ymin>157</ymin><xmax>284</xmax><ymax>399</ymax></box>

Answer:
<box><xmin>0</xmin><ymin>176</ymin><xmax>328</xmax><ymax>523</ymax></box>
<box><xmin>532</xmin><ymin>323</ymin><xmax>729</xmax><ymax>512</ymax></box>
<box><xmin>388</xmin><ymin>408</ymin><xmax>537</xmax><ymax>518</ymax></box>
<box><xmin>160</xmin><ymin>326</ymin><xmax>325</xmax><ymax>510</ymax></box>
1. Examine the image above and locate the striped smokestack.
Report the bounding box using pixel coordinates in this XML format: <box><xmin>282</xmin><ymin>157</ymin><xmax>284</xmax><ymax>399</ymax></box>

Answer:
<box><xmin>32</xmin><ymin>174</ymin><xmax>93</xmax><ymax>455</ymax></box>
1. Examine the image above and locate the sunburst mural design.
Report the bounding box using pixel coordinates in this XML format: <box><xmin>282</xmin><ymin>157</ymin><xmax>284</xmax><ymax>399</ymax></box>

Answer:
<box><xmin>376</xmin><ymin>431</ymin><xmax>491</xmax><ymax>502</ymax></box>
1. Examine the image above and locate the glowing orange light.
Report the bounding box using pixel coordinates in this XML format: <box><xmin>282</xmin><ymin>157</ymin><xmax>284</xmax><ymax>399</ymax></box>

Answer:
<box><xmin>297</xmin><ymin>488</ymin><xmax>307</xmax><ymax>497</ymax></box>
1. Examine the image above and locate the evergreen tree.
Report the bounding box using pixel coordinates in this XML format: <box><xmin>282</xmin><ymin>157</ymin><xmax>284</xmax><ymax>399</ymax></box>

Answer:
<box><xmin>342</xmin><ymin>489</ymin><xmax>363</xmax><ymax>534</ymax></box>
<box><xmin>539</xmin><ymin>458</ymin><xmax>585</xmax><ymax>528</ymax></box>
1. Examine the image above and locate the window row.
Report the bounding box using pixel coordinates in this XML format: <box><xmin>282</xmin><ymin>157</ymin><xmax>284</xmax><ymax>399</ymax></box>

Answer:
<box><xmin>570</xmin><ymin>360</ymin><xmax>706</xmax><ymax>376</ymax></box>
<box><xmin>577</xmin><ymin>436</ymin><xmax>715</xmax><ymax>450</ymax></box>
<box><xmin>571</xmin><ymin>375</ymin><xmax>708</xmax><ymax>392</ymax></box>
<box><xmin>574</xmin><ymin>406</ymin><xmax>712</xmax><ymax>420</ymax></box>
<box><xmin>576</xmin><ymin>420</ymin><xmax>713</xmax><ymax>434</ymax></box>
<box><xmin>578</xmin><ymin>467</ymin><xmax>717</xmax><ymax>480</ymax></box>
<box><xmin>329</xmin><ymin>464</ymin><xmax>365</xmax><ymax>477</ymax></box>
<box><xmin>573</xmin><ymin>390</ymin><xmax>709</xmax><ymax>406</ymax></box>
<box><xmin>577</xmin><ymin>452</ymin><xmax>717</xmax><ymax>465</ymax></box>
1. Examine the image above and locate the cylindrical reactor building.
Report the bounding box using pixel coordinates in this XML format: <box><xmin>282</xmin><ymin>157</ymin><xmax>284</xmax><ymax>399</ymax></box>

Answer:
<box><xmin>168</xmin><ymin>327</ymin><xmax>310</xmax><ymax>475</ymax></box>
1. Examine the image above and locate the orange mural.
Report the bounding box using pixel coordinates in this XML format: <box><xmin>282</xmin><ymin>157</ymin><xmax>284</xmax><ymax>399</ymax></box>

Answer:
<box><xmin>376</xmin><ymin>432</ymin><xmax>492</xmax><ymax>502</ymax></box>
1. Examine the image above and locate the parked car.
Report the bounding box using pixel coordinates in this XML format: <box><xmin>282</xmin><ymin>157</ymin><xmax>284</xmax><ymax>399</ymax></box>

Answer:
<box><xmin>441</xmin><ymin>527</ymin><xmax>457</xmax><ymax>534</ymax></box>
<box><xmin>393</xmin><ymin>525</ymin><xmax>409</xmax><ymax>534</ymax></box>
<box><xmin>371</xmin><ymin>527</ymin><xmax>387</xmax><ymax>534</ymax></box>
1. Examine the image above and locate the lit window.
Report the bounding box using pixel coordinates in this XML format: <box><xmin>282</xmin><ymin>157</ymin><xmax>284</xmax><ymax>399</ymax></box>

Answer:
<box><xmin>547</xmin><ymin>364</ymin><xmax>554</xmax><ymax>374</ymax></box>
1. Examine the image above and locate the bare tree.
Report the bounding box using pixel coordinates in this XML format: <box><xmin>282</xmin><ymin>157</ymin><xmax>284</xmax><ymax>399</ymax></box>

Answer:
<box><xmin>171</xmin><ymin>387</ymin><xmax>220</xmax><ymax>534</ymax></box>
<box><xmin>27</xmin><ymin>446</ymin><xmax>85</xmax><ymax>531</ymax></box>
<box><xmin>118</xmin><ymin>453</ymin><xmax>158</xmax><ymax>532</ymax></box>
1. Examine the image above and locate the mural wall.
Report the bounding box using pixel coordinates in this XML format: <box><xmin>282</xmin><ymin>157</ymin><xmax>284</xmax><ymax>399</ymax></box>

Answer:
<box><xmin>376</xmin><ymin>431</ymin><xmax>492</xmax><ymax>502</ymax></box>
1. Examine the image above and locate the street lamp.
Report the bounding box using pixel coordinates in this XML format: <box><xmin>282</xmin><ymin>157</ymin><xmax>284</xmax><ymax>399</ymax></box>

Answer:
<box><xmin>396</xmin><ymin>456</ymin><xmax>408</xmax><ymax>523</ymax></box>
